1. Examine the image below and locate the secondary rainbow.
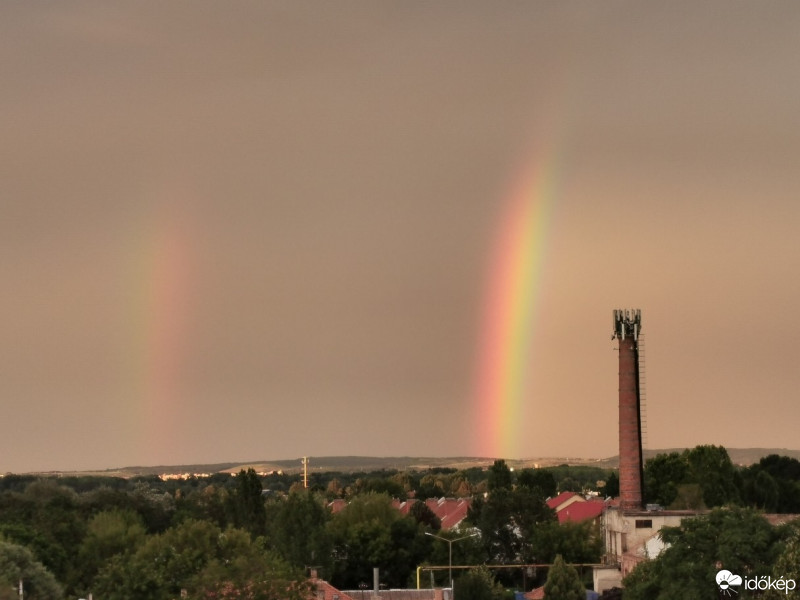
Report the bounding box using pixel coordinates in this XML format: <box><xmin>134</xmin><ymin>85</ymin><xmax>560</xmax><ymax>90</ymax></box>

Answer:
<box><xmin>127</xmin><ymin>191</ymin><xmax>195</xmax><ymax>462</ymax></box>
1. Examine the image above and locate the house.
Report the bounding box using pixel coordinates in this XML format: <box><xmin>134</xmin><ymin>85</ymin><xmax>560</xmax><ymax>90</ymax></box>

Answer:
<box><xmin>379</xmin><ymin>497</ymin><xmax>472</xmax><ymax>530</ymax></box>
<box><xmin>596</xmin><ymin>506</ymin><xmax>697</xmax><ymax>592</ymax></box>
<box><xmin>546</xmin><ymin>492</ymin><xmax>584</xmax><ymax>513</ymax></box>
<box><xmin>555</xmin><ymin>498</ymin><xmax>606</xmax><ymax>524</ymax></box>
<box><xmin>328</xmin><ymin>499</ymin><xmax>348</xmax><ymax>514</ymax></box>
<box><xmin>425</xmin><ymin>497</ymin><xmax>471</xmax><ymax>530</ymax></box>
<box><xmin>546</xmin><ymin>493</ymin><xmax>608</xmax><ymax>525</ymax></box>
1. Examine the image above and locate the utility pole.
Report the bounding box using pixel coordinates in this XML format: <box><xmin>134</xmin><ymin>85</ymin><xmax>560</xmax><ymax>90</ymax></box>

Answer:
<box><xmin>302</xmin><ymin>457</ymin><xmax>309</xmax><ymax>489</ymax></box>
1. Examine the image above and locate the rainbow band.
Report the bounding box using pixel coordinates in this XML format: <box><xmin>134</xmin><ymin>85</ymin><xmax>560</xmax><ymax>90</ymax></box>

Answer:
<box><xmin>474</xmin><ymin>160</ymin><xmax>557</xmax><ymax>459</ymax></box>
<box><xmin>128</xmin><ymin>189</ymin><xmax>194</xmax><ymax>462</ymax></box>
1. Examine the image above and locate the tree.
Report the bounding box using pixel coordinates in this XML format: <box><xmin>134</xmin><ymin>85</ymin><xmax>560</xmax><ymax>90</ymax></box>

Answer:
<box><xmin>229</xmin><ymin>469</ymin><xmax>266</xmax><ymax>536</ymax></box>
<box><xmin>129</xmin><ymin>480</ymin><xmax>176</xmax><ymax>532</ymax></box>
<box><xmin>468</xmin><ymin>486</ymin><xmax>555</xmax><ymax>565</ymax></box>
<box><xmin>764</xmin><ymin>525</ymin><xmax>800</xmax><ymax>600</ymax></box>
<box><xmin>487</xmin><ymin>460</ymin><xmax>513</xmax><ymax>492</ymax></box>
<box><xmin>264</xmin><ymin>491</ymin><xmax>332</xmax><ymax>575</ymax></box>
<box><xmin>93</xmin><ymin>519</ymin><xmax>221</xmax><ymax>599</ymax></box>
<box><xmin>684</xmin><ymin>445</ymin><xmax>740</xmax><ymax>507</ymax></box>
<box><xmin>644</xmin><ymin>446</ymin><xmax>740</xmax><ymax>509</ymax></box>
<box><xmin>453</xmin><ymin>566</ymin><xmax>504</xmax><ymax>600</ymax></box>
<box><xmin>73</xmin><ymin>509</ymin><xmax>146</xmax><ymax>595</ymax></box>
<box><xmin>622</xmin><ymin>507</ymin><xmax>783</xmax><ymax>600</ymax></box>
<box><xmin>190</xmin><ymin>544</ymin><xmax>311</xmax><ymax>600</ymax></box>
<box><xmin>741</xmin><ymin>455</ymin><xmax>800</xmax><ymax>513</ymax></box>
<box><xmin>603</xmin><ymin>472</ymin><xmax>619</xmax><ymax>498</ymax></box>
<box><xmin>0</xmin><ymin>539</ymin><xmax>63</xmax><ymax>600</ymax></box>
<box><xmin>516</xmin><ymin>469</ymin><xmax>557</xmax><ymax>498</ymax></box>
<box><xmin>529</xmin><ymin>520</ymin><xmax>602</xmax><ymax>565</ymax></box>
<box><xmin>20</xmin><ymin>480</ymin><xmax>85</xmax><ymax>586</ymax></box>
<box><xmin>643</xmin><ymin>452</ymin><xmax>687</xmax><ymax>507</ymax></box>
<box><xmin>748</xmin><ymin>471</ymin><xmax>780</xmax><ymax>512</ymax></box>
<box><xmin>327</xmin><ymin>493</ymin><xmax>432</xmax><ymax>588</ymax></box>
<box><xmin>543</xmin><ymin>554</ymin><xmax>584</xmax><ymax>600</ymax></box>
<box><xmin>92</xmin><ymin>520</ymin><xmax>307</xmax><ymax>600</ymax></box>
<box><xmin>409</xmin><ymin>501</ymin><xmax>441</xmax><ymax>531</ymax></box>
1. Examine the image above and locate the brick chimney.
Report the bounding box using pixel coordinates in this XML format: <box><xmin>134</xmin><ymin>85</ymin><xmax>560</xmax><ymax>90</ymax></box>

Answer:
<box><xmin>613</xmin><ymin>309</ymin><xmax>644</xmax><ymax>511</ymax></box>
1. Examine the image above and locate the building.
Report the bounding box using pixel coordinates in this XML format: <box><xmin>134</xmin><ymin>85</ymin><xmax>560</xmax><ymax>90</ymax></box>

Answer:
<box><xmin>594</xmin><ymin>310</ymin><xmax>700</xmax><ymax>593</ymax></box>
<box><xmin>546</xmin><ymin>492</ymin><xmax>607</xmax><ymax>524</ymax></box>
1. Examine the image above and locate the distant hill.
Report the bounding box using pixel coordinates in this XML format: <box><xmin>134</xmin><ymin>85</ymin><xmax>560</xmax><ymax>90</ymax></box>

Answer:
<box><xmin>34</xmin><ymin>448</ymin><xmax>800</xmax><ymax>478</ymax></box>
<box><xmin>565</xmin><ymin>447</ymin><xmax>800</xmax><ymax>470</ymax></box>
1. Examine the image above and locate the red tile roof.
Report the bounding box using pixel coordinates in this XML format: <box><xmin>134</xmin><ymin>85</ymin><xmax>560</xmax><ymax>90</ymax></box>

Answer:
<box><xmin>524</xmin><ymin>586</ymin><xmax>545</xmax><ymax>599</ymax></box>
<box><xmin>310</xmin><ymin>576</ymin><xmax>356</xmax><ymax>600</ymax></box>
<box><xmin>556</xmin><ymin>499</ymin><xmax>605</xmax><ymax>523</ymax></box>
<box><xmin>546</xmin><ymin>491</ymin><xmax>580</xmax><ymax>510</ymax></box>
<box><xmin>425</xmin><ymin>498</ymin><xmax>471</xmax><ymax>530</ymax></box>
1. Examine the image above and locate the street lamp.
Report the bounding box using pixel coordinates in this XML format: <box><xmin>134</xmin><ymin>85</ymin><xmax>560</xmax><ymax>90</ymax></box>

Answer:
<box><xmin>424</xmin><ymin>532</ymin><xmax>479</xmax><ymax>592</ymax></box>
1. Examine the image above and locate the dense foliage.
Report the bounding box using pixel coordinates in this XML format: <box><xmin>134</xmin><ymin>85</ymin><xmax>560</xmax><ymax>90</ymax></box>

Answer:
<box><xmin>0</xmin><ymin>448</ymin><xmax>797</xmax><ymax>596</ymax></box>
<box><xmin>543</xmin><ymin>554</ymin><xmax>585</xmax><ymax>600</ymax></box>
<box><xmin>622</xmin><ymin>507</ymin><xmax>794</xmax><ymax>600</ymax></box>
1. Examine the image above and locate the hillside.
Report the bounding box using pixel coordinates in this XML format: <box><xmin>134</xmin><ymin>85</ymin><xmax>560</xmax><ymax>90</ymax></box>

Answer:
<box><xmin>31</xmin><ymin>447</ymin><xmax>800</xmax><ymax>478</ymax></box>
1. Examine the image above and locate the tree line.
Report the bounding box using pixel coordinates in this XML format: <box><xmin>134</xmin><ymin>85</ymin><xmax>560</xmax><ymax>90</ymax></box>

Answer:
<box><xmin>643</xmin><ymin>445</ymin><xmax>800</xmax><ymax>512</ymax></box>
<box><xmin>0</xmin><ymin>462</ymin><xmax>605</xmax><ymax>598</ymax></box>
<box><xmin>1</xmin><ymin>446</ymin><xmax>798</xmax><ymax>598</ymax></box>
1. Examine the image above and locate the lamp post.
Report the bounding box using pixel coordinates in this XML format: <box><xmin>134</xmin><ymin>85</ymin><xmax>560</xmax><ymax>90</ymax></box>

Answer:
<box><xmin>424</xmin><ymin>532</ymin><xmax>479</xmax><ymax>592</ymax></box>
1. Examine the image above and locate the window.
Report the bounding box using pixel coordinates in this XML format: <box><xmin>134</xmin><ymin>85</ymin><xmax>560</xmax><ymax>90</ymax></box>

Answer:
<box><xmin>635</xmin><ymin>519</ymin><xmax>653</xmax><ymax>529</ymax></box>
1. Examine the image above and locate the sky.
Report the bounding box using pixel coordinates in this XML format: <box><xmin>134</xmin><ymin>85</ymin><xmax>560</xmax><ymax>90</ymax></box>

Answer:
<box><xmin>2</xmin><ymin>2</ymin><xmax>799</xmax><ymax>473</ymax></box>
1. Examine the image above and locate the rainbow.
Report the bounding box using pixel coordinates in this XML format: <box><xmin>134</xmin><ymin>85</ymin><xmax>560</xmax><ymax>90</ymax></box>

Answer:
<box><xmin>127</xmin><ymin>190</ymin><xmax>195</xmax><ymax>462</ymax></box>
<box><xmin>473</xmin><ymin>154</ymin><xmax>559</xmax><ymax>459</ymax></box>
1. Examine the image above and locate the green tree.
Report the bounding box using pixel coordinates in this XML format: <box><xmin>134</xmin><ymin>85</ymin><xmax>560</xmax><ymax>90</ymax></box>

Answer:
<box><xmin>488</xmin><ymin>460</ymin><xmax>513</xmax><ymax>492</ymax></box>
<box><xmin>129</xmin><ymin>480</ymin><xmax>175</xmax><ymax>532</ymax></box>
<box><xmin>409</xmin><ymin>501</ymin><xmax>441</xmax><ymax>531</ymax></box>
<box><xmin>92</xmin><ymin>520</ymin><xmax>305</xmax><ymax>600</ymax></box>
<box><xmin>622</xmin><ymin>507</ymin><xmax>783</xmax><ymax>600</ymax></box>
<box><xmin>230</xmin><ymin>469</ymin><xmax>266</xmax><ymax>536</ymax></box>
<box><xmin>543</xmin><ymin>554</ymin><xmax>584</xmax><ymax>600</ymax></box>
<box><xmin>643</xmin><ymin>452</ymin><xmax>687</xmax><ymax>507</ymax></box>
<box><xmin>684</xmin><ymin>445</ymin><xmax>740</xmax><ymax>507</ymax></box>
<box><xmin>327</xmin><ymin>493</ymin><xmax>432</xmax><ymax>588</ymax></box>
<box><xmin>21</xmin><ymin>481</ymin><xmax>85</xmax><ymax>586</ymax></box>
<box><xmin>516</xmin><ymin>469</ymin><xmax>557</xmax><ymax>498</ymax></box>
<box><xmin>417</xmin><ymin>475</ymin><xmax>446</xmax><ymax>500</ymax></box>
<box><xmin>264</xmin><ymin>491</ymin><xmax>332</xmax><ymax>575</ymax></box>
<box><xmin>73</xmin><ymin>509</ymin><xmax>146</xmax><ymax>595</ymax></box>
<box><xmin>468</xmin><ymin>486</ymin><xmax>554</xmax><ymax>564</ymax></box>
<box><xmin>604</xmin><ymin>471</ymin><xmax>619</xmax><ymax>498</ymax></box>
<box><xmin>749</xmin><ymin>471</ymin><xmax>780</xmax><ymax>512</ymax></box>
<box><xmin>189</xmin><ymin>543</ymin><xmax>311</xmax><ymax>600</ymax></box>
<box><xmin>742</xmin><ymin>455</ymin><xmax>800</xmax><ymax>513</ymax></box>
<box><xmin>644</xmin><ymin>446</ymin><xmax>740</xmax><ymax>509</ymax></box>
<box><xmin>0</xmin><ymin>539</ymin><xmax>63</xmax><ymax>600</ymax></box>
<box><xmin>453</xmin><ymin>566</ymin><xmax>504</xmax><ymax>600</ymax></box>
<box><xmin>93</xmin><ymin>519</ymin><xmax>221</xmax><ymax>599</ymax></box>
<box><xmin>529</xmin><ymin>520</ymin><xmax>602</xmax><ymax>565</ymax></box>
<box><xmin>764</xmin><ymin>525</ymin><xmax>800</xmax><ymax>600</ymax></box>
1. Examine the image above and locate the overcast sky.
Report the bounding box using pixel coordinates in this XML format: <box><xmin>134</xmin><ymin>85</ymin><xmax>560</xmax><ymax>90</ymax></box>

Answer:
<box><xmin>2</xmin><ymin>2</ymin><xmax>799</xmax><ymax>472</ymax></box>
